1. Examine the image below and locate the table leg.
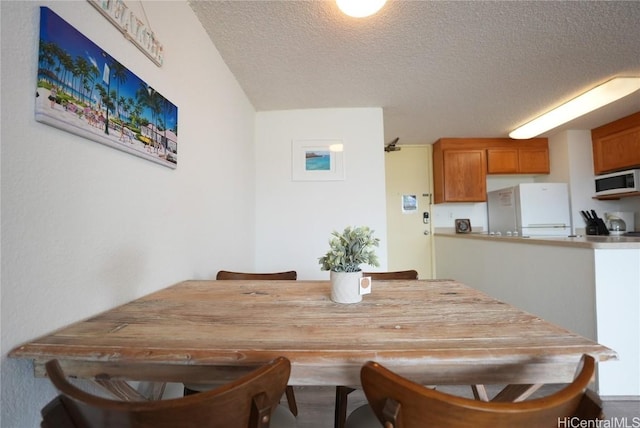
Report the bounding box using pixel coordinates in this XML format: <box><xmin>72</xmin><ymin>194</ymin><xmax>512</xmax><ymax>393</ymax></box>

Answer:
<box><xmin>94</xmin><ymin>380</ymin><xmax>166</xmax><ymax>401</ymax></box>
<box><xmin>492</xmin><ymin>384</ymin><xmax>543</xmax><ymax>402</ymax></box>
<box><xmin>335</xmin><ymin>386</ymin><xmax>356</xmax><ymax>428</ymax></box>
<box><xmin>471</xmin><ymin>383</ymin><xmax>543</xmax><ymax>402</ymax></box>
<box><xmin>285</xmin><ymin>385</ymin><xmax>298</xmax><ymax>416</ymax></box>
<box><xmin>471</xmin><ymin>384</ymin><xmax>490</xmax><ymax>401</ymax></box>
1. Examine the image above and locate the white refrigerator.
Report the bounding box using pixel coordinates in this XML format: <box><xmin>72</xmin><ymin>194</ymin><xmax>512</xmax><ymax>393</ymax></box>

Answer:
<box><xmin>487</xmin><ymin>183</ymin><xmax>572</xmax><ymax>237</ymax></box>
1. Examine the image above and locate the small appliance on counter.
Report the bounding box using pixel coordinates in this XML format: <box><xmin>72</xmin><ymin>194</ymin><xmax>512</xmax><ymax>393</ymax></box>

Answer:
<box><xmin>604</xmin><ymin>211</ymin><xmax>635</xmax><ymax>235</ymax></box>
<box><xmin>580</xmin><ymin>210</ymin><xmax>609</xmax><ymax>236</ymax></box>
<box><xmin>487</xmin><ymin>183</ymin><xmax>572</xmax><ymax>237</ymax></box>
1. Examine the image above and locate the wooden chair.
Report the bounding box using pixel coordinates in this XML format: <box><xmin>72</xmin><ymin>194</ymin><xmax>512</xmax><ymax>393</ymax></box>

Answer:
<box><xmin>184</xmin><ymin>269</ymin><xmax>298</xmax><ymax>416</ymax></box>
<box><xmin>346</xmin><ymin>354</ymin><xmax>603</xmax><ymax>428</ymax></box>
<box><xmin>41</xmin><ymin>357</ymin><xmax>296</xmax><ymax>428</ymax></box>
<box><xmin>362</xmin><ymin>270</ymin><xmax>418</xmax><ymax>281</ymax></box>
<box><xmin>335</xmin><ymin>270</ymin><xmax>418</xmax><ymax>428</ymax></box>
<box><xmin>215</xmin><ymin>270</ymin><xmax>298</xmax><ymax>281</ymax></box>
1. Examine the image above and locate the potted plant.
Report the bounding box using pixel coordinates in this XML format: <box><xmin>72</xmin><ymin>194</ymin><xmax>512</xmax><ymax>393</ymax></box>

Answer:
<box><xmin>319</xmin><ymin>226</ymin><xmax>380</xmax><ymax>303</ymax></box>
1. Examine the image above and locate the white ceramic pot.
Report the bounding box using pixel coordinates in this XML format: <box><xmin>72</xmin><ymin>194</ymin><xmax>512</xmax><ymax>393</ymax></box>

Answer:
<box><xmin>330</xmin><ymin>270</ymin><xmax>363</xmax><ymax>304</ymax></box>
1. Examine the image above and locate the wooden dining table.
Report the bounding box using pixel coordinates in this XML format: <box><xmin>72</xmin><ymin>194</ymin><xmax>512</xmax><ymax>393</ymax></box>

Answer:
<box><xmin>11</xmin><ymin>279</ymin><xmax>617</xmax><ymax>398</ymax></box>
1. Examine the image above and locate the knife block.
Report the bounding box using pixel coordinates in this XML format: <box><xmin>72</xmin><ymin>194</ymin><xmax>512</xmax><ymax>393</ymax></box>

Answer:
<box><xmin>585</xmin><ymin>218</ymin><xmax>610</xmax><ymax>236</ymax></box>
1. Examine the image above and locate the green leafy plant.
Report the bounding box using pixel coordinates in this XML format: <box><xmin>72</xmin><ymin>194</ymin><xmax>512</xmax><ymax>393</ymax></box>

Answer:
<box><xmin>319</xmin><ymin>226</ymin><xmax>380</xmax><ymax>272</ymax></box>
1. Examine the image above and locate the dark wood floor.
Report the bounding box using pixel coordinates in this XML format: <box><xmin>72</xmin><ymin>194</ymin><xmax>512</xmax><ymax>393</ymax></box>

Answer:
<box><xmin>291</xmin><ymin>385</ymin><xmax>640</xmax><ymax>428</ymax></box>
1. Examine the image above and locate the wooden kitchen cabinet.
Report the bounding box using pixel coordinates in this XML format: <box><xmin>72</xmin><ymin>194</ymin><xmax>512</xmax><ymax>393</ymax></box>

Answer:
<box><xmin>486</xmin><ymin>149</ymin><xmax>518</xmax><ymax>173</ymax></box>
<box><xmin>433</xmin><ymin>139</ymin><xmax>487</xmax><ymax>203</ymax></box>
<box><xmin>591</xmin><ymin>111</ymin><xmax>640</xmax><ymax>175</ymax></box>
<box><xmin>433</xmin><ymin>138</ymin><xmax>548</xmax><ymax>203</ymax></box>
<box><xmin>442</xmin><ymin>149</ymin><xmax>487</xmax><ymax>202</ymax></box>
<box><xmin>518</xmin><ymin>147</ymin><xmax>550</xmax><ymax>173</ymax></box>
<box><xmin>486</xmin><ymin>140</ymin><xmax>549</xmax><ymax>174</ymax></box>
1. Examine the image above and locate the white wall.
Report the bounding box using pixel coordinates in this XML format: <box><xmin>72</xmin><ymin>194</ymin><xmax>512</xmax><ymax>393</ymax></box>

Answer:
<box><xmin>254</xmin><ymin>108</ymin><xmax>388</xmax><ymax>279</ymax></box>
<box><xmin>1</xmin><ymin>2</ymin><xmax>257</xmax><ymax>426</ymax></box>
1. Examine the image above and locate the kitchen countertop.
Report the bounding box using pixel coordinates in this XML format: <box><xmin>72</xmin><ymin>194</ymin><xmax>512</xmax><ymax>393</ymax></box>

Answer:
<box><xmin>434</xmin><ymin>230</ymin><xmax>640</xmax><ymax>249</ymax></box>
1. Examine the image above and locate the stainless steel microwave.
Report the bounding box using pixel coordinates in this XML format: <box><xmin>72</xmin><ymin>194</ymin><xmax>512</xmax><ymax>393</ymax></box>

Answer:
<box><xmin>594</xmin><ymin>169</ymin><xmax>640</xmax><ymax>196</ymax></box>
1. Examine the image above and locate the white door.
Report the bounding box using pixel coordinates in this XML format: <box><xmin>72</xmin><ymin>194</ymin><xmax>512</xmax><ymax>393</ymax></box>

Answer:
<box><xmin>384</xmin><ymin>145</ymin><xmax>434</xmax><ymax>279</ymax></box>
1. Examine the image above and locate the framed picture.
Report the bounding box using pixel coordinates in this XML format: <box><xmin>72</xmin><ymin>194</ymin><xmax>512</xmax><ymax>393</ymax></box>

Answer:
<box><xmin>402</xmin><ymin>194</ymin><xmax>417</xmax><ymax>213</ymax></box>
<box><xmin>35</xmin><ymin>7</ymin><xmax>178</xmax><ymax>169</ymax></box>
<box><xmin>292</xmin><ymin>139</ymin><xmax>345</xmax><ymax>181</ymax></box>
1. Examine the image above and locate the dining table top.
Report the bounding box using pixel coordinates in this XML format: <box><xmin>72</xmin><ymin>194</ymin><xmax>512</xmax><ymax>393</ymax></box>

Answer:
<box><xmin>10</xmin><ymin>279</ymin><xmax>617</xmax><ymax>387</ymax></box>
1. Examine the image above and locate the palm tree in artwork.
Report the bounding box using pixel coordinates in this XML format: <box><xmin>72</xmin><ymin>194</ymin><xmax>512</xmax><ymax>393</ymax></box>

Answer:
<box><xmin>73</xmin><ymin>56</ymin><xmax>90</xmax><ymax>104</ymax></box>
<box><xmin>110</xmin><ymin>61</ymin><xmax>128</xmax><ymax>122</ymax></box>
<box><xmin>127</xmin><ymin>98</ymin><xmax>134</xmax><ymax>122</ymax></box>
<box><xmin>95</xmin><ymin>83</ymin><xmax>114</xmax><ymax>125</ymax></box>
<box><xmin>118</xmin><ymin>95</ymin><xmax>129</xmax><ymax>123</ymax></box>
<box><xmin>85</xmin><ymin>64</ymin><xmax>99</xmax><ymax>108</ymax></box>
<box><xmin>42</xmin><ymin>42</ymin><xmax>68</xmax><ymax>92</ymax></box>
<box><xmin>38</xmin><ymin>41</ymin><xmax>57</xmax><ymax>86</ymax></box>
<box><xmin>136</xmin><ymin>84</ymin><xmax>162</xmax><ymax>151</ymax></box>
<box><xmin>58</xmin><ymin>50</ymin><xmax>74</xmax><ymax>95</ymax></box>
<box><xmin>129</xmin><ymin>101</ymin><xmax>144</xmax><ymax>130</ymax></box>
<box><xmin>160</xmin><ymin>96</ymin><xmax>176</xmax><ymax>154</ymax></box>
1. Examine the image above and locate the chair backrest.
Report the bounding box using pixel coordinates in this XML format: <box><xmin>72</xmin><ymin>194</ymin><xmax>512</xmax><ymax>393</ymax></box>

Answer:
<box><xmin>360</xmin><ymin>354</ymin><xmax>602</xmax><ymax>428</ymax></box>
<box><xmin>42</xmin><ymin>357</ymin><xmax>291</xmax><ymax>428</ymax></box>
<box><xmin>216</xmin><ymin>270</ymin><xmax>297</xmax><ymax>281</ymax></box>
<box><xmin>362</xmin><ymin>270</ymin><xmax>418</xmax><ymax>280</ymax></box>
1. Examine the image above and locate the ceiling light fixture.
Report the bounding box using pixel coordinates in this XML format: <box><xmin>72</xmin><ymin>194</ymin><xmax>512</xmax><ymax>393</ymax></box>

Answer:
<box><xmin>336</xmin><ymin>0</ymin><xmax>387</xmax><ymax>18</ymax></box>
<box><xmin>509</xmin><ymin>77</ymin><xmax>640</xmax><ymax>139</ymax></box>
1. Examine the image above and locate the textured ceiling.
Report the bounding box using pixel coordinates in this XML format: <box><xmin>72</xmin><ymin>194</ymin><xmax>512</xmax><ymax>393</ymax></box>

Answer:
<box><xmin>189</xmin><ymin>0</ymin><xmax>640</xmax><ymax>145</ymax></box>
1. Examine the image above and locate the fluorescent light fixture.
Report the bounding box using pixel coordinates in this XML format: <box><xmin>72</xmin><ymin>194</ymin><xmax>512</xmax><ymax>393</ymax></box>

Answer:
<box><xmin>336</xmin><ymin>0</ymin><xmax>387</xmax><ymax>18</ymax></box>
<box><xmin>509</xmin><ymin>77</ymin><xmax>640</xmax><ymax>139</ymax></box>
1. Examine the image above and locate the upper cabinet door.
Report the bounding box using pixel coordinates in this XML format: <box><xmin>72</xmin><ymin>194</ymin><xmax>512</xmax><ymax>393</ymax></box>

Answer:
<box><xmin>517</xmin><ymin>148</ymin><xmax>550</xmax><ymax>174</ymax></box>
<box><xmin>487</xmin><ymin>149</ymin><xmax>519</xmax><ymax>174</ymax></box>
<box><xmin>592</xmin><ymin>111</ymin><xmax>640</xmax><ymax>175</ymax></box>
<box><xmin>442</xmin><ymin>149</ymin><xmax>487</xmax><ymax>202</ymax></box>
<box><xmin>487</xmin><ymin>145</ymin><xmax>549</xmax><ymax>175</ymax></box>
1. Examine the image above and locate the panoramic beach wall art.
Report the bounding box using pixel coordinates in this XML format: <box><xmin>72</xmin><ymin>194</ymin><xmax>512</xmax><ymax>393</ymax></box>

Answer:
<box><xmin>292</xmin><ymin>139</ymin><xmax>345</xmax><ymax>181</ymax></box>
<box><xmin>35</xmin><ymin>7</ymin><xmax>178</xmax><ymax>169</ymax></box>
